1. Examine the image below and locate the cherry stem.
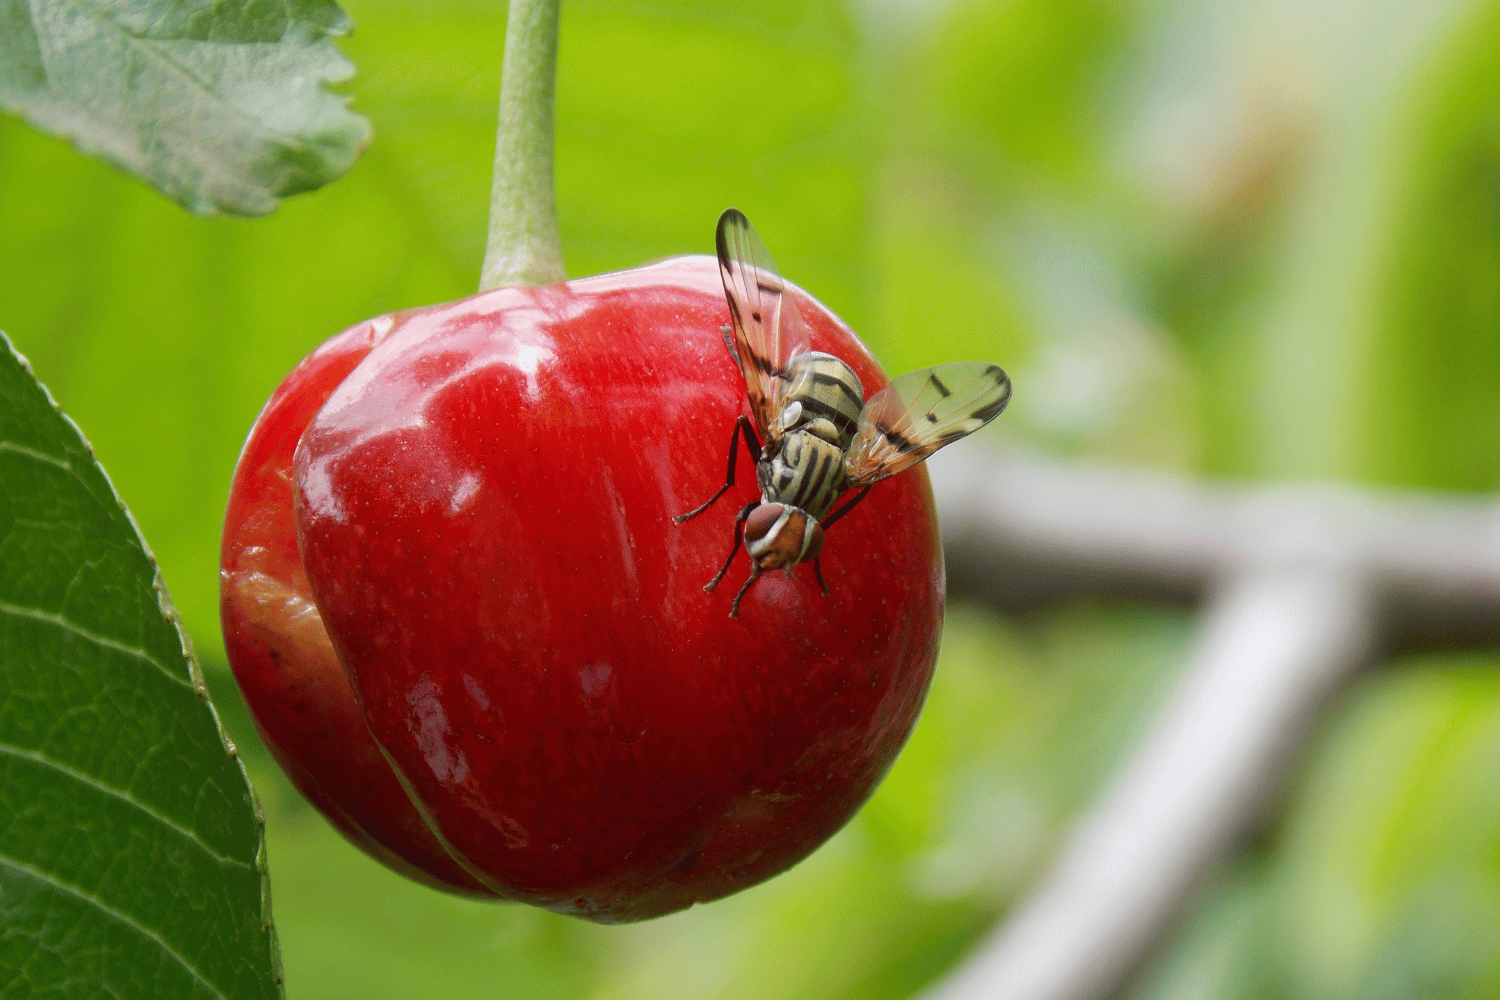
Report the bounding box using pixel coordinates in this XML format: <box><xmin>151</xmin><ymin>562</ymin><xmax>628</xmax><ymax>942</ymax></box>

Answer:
<box><xmin>479</xmin><ymin>0</ymin><xmax>565</xmax><ymax>291</ymax></box>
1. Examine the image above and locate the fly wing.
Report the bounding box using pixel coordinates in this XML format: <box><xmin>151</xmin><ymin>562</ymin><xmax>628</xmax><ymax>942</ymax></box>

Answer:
<box><xmin>716</xmin><ymin>208</ymin><xmax>813</xmax><ymax>437</ymax></box>
<box><xmin>845</xmin><ymin>362</ymin><xmax>1011</xmax><ymax>486</ymax></box>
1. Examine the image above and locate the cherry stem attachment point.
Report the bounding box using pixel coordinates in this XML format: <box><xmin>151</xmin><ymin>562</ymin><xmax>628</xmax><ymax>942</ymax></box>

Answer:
<box><xmin>480</xmin><ymin>0</ymin><xmax>565</xmax><ymax>291</ymax></box>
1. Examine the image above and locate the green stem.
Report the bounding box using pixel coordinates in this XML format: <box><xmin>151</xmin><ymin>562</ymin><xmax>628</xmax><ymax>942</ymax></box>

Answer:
<box><xmin>479</xmin><ymin>0</ymin><xmax>564</xmax><ymax>291</ymax></box>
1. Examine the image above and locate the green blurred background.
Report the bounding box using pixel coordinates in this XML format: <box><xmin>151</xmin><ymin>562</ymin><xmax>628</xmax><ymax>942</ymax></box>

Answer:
<box><xmin>5</xmin><ymin>0</ymin><xmax>1500</xmax><ymax>996</ymax></box>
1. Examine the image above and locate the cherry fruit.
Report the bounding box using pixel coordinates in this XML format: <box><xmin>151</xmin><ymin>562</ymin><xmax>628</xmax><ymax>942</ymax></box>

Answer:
<box><xmin>221</xmin><ymin>255</ymin><xmax>944</xmax><ymax>921</ymax></box>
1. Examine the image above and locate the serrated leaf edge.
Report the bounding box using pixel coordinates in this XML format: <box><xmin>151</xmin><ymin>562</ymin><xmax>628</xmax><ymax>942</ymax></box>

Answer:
<box><xmin>0</xmin><ymin>330</ymin><xmax>285</xmax><ymax>996</ymax></box>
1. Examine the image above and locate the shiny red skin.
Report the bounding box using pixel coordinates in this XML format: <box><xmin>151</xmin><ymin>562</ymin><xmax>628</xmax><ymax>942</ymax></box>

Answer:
<box><xmin>226</xmin><ymin>255</ymin><xmax>943</xmax><ymax>922</ymax></box>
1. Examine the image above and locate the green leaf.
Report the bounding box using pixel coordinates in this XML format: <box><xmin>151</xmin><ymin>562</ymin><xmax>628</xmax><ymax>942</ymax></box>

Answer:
<box><xmin>0</xmin><ymin>332</ymin><xmax>282</xmax><ymax>999</ymax></box>
<box><xmin>0</xmin><ymin>0</ymin><xmax>370</xmax><ymax>215</ymax></box>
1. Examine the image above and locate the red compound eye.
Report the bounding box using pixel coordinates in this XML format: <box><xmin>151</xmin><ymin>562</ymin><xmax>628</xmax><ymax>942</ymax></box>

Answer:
<box><xmin>743</xmin><ymin>503</ymin><xmax>785</xmax><ymax>545</ymax></box>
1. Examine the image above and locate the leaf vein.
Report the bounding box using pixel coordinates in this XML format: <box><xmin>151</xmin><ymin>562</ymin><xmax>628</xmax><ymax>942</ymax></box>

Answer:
<box><xmin>0</xmin><ymin>599</ymin><xmax>191</xmax><ymax>689</ymax></box>
<box><xmin>0</xmin><ymin>851</ymin><xmax>230</xmax><ymax>1000</ymax></box>
<box><xmin>0</xmin><ymin>440</ymin><xmax>72</xmax><ymax>472</ymax></box>
<box><xmin>56</xmin><ymin>0</ymin><xmax>306</xmax><ymax>146</ymax></box>
<box><xmin>0</xmin><ymin>742</ymin><xmax>252</xmax><ymax>870</ymax></box>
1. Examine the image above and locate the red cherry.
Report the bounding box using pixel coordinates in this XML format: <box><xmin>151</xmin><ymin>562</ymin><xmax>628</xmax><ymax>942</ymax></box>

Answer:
<box><xmin>222</xmin><ymin>255</ymin><xmax>943</xmax><ymax>922</ymax></box>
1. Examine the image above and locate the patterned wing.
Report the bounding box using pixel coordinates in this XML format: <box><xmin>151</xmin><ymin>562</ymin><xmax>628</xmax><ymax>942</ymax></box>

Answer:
<box><xmin>716</xmin><ymin>208</ymin><xmax>813</xmax><ymax>437</ymax></box>
<box><xmin>845</xmin><ymin>362</ymin><xmax>1011</xmax><ymax>486</ymax></box>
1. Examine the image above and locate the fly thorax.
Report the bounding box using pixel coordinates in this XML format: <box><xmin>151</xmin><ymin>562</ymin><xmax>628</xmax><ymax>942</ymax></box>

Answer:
<box><xmin>777</xmin><ymin>352</ymin><xmax>865</xmax><ymax>449</ymax></box>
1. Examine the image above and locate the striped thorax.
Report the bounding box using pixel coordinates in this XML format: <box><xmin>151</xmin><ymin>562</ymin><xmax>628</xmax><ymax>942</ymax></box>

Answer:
<box><xmin>772</xmin><ymin>352</ymin><xmax>864</xmax><ymax>447</ymax></box>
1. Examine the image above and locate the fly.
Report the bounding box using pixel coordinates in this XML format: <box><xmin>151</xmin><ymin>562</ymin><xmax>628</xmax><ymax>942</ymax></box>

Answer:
<box><xmin>676</xmin><ymin>208</ymin><xmax>1012</xmax><ymax>617</ymax></box>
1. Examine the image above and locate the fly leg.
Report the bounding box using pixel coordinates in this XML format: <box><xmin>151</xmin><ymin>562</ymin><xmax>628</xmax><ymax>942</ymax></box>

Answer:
<box><xmin>675</xmin><ymin>415</ymin><xmax>763</xmax><ymax>524</ymax></box>
<box><xmin>730</xmin><ymin>565</ymin><xmax>763</xmax><ymax>619</ymax></box>
<box><xmin>706</xmin><ymin>502</ymin><xmax>759</xmax><ymax>593</ymax></box>
<box><xmin>819</xmin><ymin>486</ymin><xmax>872</xmax><ymax>532</ymax></box>
<box><xmin>808</xmin><ymin>486</ymin><xmax>872</xmax><ymax>599</ymax></box>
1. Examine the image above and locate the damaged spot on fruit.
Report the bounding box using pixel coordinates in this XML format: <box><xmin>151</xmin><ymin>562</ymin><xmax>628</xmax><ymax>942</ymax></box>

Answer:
<box><xmin>227</xmin><ymin>569</ymin><xmax>336</xmax><ymax>669</ymax></box>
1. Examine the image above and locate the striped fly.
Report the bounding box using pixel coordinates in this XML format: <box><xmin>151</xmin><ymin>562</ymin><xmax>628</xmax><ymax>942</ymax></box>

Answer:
<box><xmin>675</xmin><ymin>208</ymin><xmax>1013</xmax><ymax>617</ymax></box>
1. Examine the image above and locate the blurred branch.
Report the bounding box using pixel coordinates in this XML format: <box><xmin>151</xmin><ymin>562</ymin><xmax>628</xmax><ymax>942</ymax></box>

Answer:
<box><xmin>931</xmin><ymin>446</ymin><xmax>1500</xmax><ymax>647</ymax></box>
<box><xmin>920</xmin><ymin>445</ymin><xmax>1500</xmax><ymax>1000</ymax></box>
